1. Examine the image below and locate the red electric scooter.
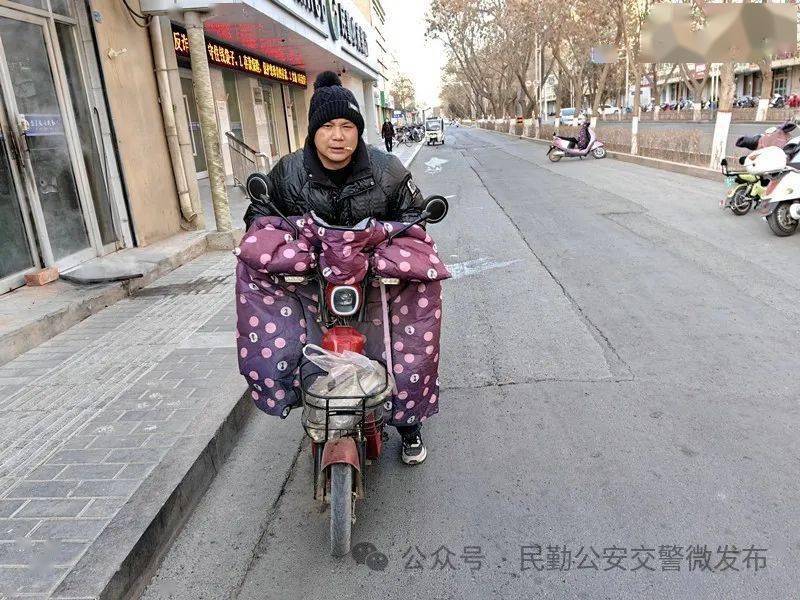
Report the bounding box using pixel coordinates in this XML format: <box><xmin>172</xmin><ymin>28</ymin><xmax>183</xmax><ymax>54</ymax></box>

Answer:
<box><xmin>245</xmin><ymin>174</ymin><xmax>448</xmax><ymax>556</ymax></box>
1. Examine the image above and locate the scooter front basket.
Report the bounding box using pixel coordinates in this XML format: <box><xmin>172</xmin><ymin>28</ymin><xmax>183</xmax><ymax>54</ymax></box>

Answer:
<box><xmin>299</xmin><ymin>358</ymin><xmax>392</xmax><ymax>443</ymax></box>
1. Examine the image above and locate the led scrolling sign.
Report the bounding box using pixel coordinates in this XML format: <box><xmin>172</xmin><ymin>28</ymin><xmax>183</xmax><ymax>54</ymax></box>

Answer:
<box><xmin>172</xmin><ymin>25</ymin><xmax>308</xmax><ymax>88</ymax></box>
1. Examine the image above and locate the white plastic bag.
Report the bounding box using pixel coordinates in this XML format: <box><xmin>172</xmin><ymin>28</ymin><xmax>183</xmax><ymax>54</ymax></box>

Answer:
<box><xmin>302</xmin><ymin>344</ymin><xmax>387</xmax><ymax>398</ymax></box>
<box><xmin>301</xmin><ymin>344</ymin><xmax>393</xmax><ymax>437</ymax></box>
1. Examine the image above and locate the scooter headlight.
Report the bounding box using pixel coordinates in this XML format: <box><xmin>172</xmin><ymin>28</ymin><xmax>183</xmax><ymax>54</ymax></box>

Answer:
<box><xmin>329</xmin><ymin>285</ymin><xmax>360</xmax><ymax>316</ymax></box>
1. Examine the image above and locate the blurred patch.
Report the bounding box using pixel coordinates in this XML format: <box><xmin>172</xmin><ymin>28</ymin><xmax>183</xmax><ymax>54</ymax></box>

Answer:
<box><xmin>591</xmin><ymin>46</ymin><xmax>619</xmax><ymax>64</ymax></box>
<box><xmin>640</xmin><ymin>3</ymin><xmax>795</xmax><ymax>62</ymax></box>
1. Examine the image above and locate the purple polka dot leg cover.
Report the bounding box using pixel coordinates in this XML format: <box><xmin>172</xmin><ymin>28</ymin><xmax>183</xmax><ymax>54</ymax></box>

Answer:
<box><xmin>234</xmin><ymin>215</ymin><xmax>449</xmax><ymax>423</ymax></box>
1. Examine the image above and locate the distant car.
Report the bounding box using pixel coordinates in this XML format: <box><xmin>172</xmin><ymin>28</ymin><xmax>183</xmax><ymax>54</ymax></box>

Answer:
<box><xmin>559</xmin><ymin>107</ymin><xmax>577</xmax><ymax>125</ymax></box>
<box><xmin>598</xmin><ymin>105</ymin><xmax>621</xmax><ymax>115</ymax></box>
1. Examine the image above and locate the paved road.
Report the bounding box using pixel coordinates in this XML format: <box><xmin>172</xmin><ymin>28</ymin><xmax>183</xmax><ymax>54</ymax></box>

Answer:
<box><xmin>142</xmin><ymin>127</ymin><xmax>800</xmax><ymax>599</ymax></box>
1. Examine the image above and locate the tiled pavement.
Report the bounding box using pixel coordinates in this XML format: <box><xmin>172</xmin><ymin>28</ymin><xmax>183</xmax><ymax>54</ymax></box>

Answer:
<box><xmin>0</xmin><ymin>251</ymin><xmax>243</xmax><ymax>598</ymax></box>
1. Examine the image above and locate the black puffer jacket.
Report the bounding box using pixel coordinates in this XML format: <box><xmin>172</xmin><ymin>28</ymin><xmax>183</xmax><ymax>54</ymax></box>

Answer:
<box><xmin>243</xmin><ymin>138</ymin><xmax>424</xmax><ymax>229</ymax></box>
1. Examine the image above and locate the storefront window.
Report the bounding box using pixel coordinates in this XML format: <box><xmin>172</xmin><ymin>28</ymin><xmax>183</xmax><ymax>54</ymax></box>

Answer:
<box><xmin>774</xmin><ymin>73</ymin><xmax>788</xmax><ymax>96</ymax></box>
<box><xmin>261</xmin><ymin>83</ymin><xmax>280</xmax><ymax>158</ymax></box>
<box><xmin>180</xmin><ymin>75</ymin><xmax>207</xmax><ymax>174</ymax></box>
<box><xmin>56</xmin><ymin>23</ymin><xmax>115</xmax><ymax>245</ymax></box>
<box><xmin>49</xmin><ymin>0</ymin><xmax>72</xmax><ymax>16</ymax></box>
<box><xmin>289</xmin><ymin>86</ymin><xmax>307</xmax><ymax>148</ymax></box>
<box><xmin>222</xmin><ymin>70</ymin><xmax>243</xmax><ymax>141</ymax></box>
<box><xmin>8</xmin><ymin>0</ymin><xmax>46</xmax><ymax>10</ymax></box>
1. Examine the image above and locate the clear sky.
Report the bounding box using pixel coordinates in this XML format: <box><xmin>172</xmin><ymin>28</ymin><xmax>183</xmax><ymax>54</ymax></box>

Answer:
<box><xmin>383</xmin><ymin>0</ymin><xmax>446</xmax><ymax>108</ymax></box>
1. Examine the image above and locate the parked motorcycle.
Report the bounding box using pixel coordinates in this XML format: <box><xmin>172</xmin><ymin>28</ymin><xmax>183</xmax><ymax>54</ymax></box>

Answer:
<box><xmin>720</xmin><ymin>160</ymin><xmax>766</xmax><ymax>215</ymax></box>
<box><xmin>729</xmin><ymin>122</ymin><xmax>800</xmax><ymax>235</ymax></box>
<box><xmin>770</xmin><ymin>94</ymin><xmax>786</xmax><ymax>109</ymax></box>
<box><xmin>547</xmin><ymin>126</ymin><xmax>606</xmax><ymax>161</ymax></box>
<box><xmin>749</xmin><ymin>145</ymin><xmax>800</xmax><ymax>236</ymax></box>
<box><xmin>719</xmin><ymin>122</ymin><xmax>799</xmax><ymax>220</ymax></box>
<box><xmin>245</xmin><ymin>174</ymin><xmax>449</xmax><ymax>556</ymax></box>
<box><xmin>719</xmin><ymin>135</ymin><xmax>774</xmax><ymax>215</ymax></box>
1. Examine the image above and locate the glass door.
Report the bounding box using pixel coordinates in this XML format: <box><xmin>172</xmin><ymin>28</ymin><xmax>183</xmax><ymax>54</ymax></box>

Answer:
<box><xmin>180</xmin><ymin>74</ymin><xmax>207</xmax><ymax>177</ymax></box>
<box><xmin>0</xmin><ymin>9</ymin><xmax>97</xmax><ymax>272</ymax></box>
<box><xmin>260</xmin><ymin>83</ymin><xmax>281</xmax><ymax>161</ymax></box>
<box><xmin>0</xmin><ymin>113</ymin><xmax>37</xmax><ymax>292</ymax></box>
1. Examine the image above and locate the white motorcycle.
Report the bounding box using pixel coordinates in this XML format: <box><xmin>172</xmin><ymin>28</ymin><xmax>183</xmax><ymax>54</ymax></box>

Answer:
<box><xmin>741</xmin><ymin>141</ymin><xmax>800</xmax><ymax>236</ymax></box>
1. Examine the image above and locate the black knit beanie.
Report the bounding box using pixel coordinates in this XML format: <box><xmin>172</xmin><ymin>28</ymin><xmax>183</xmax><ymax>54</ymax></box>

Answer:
<box><xmin>308</xmin><ymin>71</ymin><xmax>365</xmax><ymax>141</ymax></box>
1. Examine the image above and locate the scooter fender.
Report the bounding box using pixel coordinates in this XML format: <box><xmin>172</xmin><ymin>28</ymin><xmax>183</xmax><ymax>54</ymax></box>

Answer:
<box><xmin>758</xmin><ymin>171</ymin><xmax>800</xmax><ymax>215</ymax></box>
<box><xmin>321</xmin><ymin>437</ymin><xmax>364</xmax><ymax>500</ymax></box>
<box><xmin>321</xmin><ymin>437</ymin><xmax>361</xmax><ymax>472</ymax></box>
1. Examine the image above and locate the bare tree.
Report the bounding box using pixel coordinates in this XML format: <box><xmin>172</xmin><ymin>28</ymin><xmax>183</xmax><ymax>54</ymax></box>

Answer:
<box><xmin>390</xmin><ymin>74</ymin><xmax>416</xmax><ymax>111</ymax></box>
<box><xmin>678</xmin><ymin>63</ymin><xmax>709</xmax><ymax>120</ymax></box>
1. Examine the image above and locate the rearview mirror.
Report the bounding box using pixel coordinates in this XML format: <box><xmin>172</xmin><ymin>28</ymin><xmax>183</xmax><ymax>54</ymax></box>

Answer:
<box><xmin>423</xmin><ymin>196</ymin><xmax>448</xmax><ymax>224</ymax></box>
<box><xmin>246</xmin><ymin>173</ymin><xmax>269</xmax><ymax>200</ymax></box>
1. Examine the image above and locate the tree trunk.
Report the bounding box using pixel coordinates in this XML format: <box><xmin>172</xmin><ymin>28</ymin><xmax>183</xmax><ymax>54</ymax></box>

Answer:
<box><xmin>592</xmin><ymin>62</ymin><xmax>613</xmax><ymax>116</ymax></box>
<box><xmin>756</xmin><ymin>59</ymin><xmax>774</xmax><ymax>121</ymax></box>
<box><xmin>633</xmin><ymin>62</ymin><xmax>641</xmax><ymax>116</ymax></box>
<box><xmin>710</xmin><ymin>61</ymin><xmax>736</xmax><ymax>169</ymax></box>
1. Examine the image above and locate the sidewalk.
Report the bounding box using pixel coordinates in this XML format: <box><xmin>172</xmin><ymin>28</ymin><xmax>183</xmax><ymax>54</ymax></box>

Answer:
<box><xmin>0</xmin><ymin>251</ymin><xmax>247</xmax><ymax>599</ymax></box>
<box><xmin>387</xmin><ymin>139</ymin><xmax>423</xmax><ymax>166</ymax></box>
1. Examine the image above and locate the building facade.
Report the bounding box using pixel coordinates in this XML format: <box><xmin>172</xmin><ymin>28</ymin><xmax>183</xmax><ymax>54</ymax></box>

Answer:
<box><xmin>0</xmin><ymin>0</ymin><xmax>385</xmax><ymax>294</ymax></box>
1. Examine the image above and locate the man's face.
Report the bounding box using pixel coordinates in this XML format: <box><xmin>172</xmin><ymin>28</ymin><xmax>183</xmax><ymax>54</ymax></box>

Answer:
<box><xmin>314</xmin><ymin>118</ymin><xmax>359</xmax><ymax>168</ymax></box>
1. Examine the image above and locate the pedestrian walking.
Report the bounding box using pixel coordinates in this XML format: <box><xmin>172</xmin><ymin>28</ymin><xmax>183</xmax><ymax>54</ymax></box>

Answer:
<box><xmin>381</xmin><ymin>119</ymin><xmax>395</xmax><ymax>153</ymax></box>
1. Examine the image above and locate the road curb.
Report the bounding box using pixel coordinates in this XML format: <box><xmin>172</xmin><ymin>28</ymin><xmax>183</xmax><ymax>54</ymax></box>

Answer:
<box><xmin>480</xmin><ymin>127</ymin><xmax>720</xmax><ymax>182</ymax></box>
<box><xmin>53</xmin><ymin>387</ymin><xmax>253</xmax><ymax>599</ymax></box>
<box><xmin>404</xmin><ymin>140</ymin><xmax>425</xmax><ymax>168</ymax></box>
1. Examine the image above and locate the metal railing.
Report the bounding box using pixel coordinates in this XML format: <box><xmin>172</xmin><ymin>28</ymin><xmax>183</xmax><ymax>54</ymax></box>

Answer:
<box><xmin>226</xmin><ymin>132</ymin><xmax>270</xmax><ymax>189</ymax></box>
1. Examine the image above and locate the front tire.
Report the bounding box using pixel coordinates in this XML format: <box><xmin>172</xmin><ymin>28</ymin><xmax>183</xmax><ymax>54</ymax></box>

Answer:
<box><xmin>730</xmin><ymin>187</ymin><xmax>753</xmax><ymax>216</ymax></box>
<box><xmin>547</xmin><ymin>148</ymin><xmax>562</xmax><ymax>162</ymax></box>
<box><xmin>329</xmin><ymin>463</ymin><xmax>354</xmax><ymax>557</ymax></box>
<box><xmin>767</xmin><ymin>202</ymin><xmax>799</xmax><ymax>236</ymax></box>
<box><xmin>592</xmin><ymin>147</ymin><xmax>607</xmax><ymax>159</ymax></box>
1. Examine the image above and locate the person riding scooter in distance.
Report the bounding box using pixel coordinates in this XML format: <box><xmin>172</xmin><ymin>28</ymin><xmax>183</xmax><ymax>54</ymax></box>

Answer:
<box><xmin>243</xmin><ymin>71</ymin><xmax>435</xmax><ymax>465</ymax></box>
<box><xmin>559</xmin><ymin>115</ymin><xmax>591</xmax><ymax>150</ymax></box>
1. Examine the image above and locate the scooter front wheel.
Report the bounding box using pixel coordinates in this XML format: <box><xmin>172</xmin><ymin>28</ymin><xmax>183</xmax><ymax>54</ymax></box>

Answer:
<box><xmin>766</xmin><ymin>202</ymin><xmax>799</xmax><ymax>236</ymax></box>
<box><xmin>329</xmin><ymin>463</ymin><xmax>354</xmax><ymax>556</ymax></box>
<box><xmin>547</xmin><ymin>148</ymin><xmax>562</xmax><ymax>162</ymax></box>
<box><xmin>592</xmin><ymin>147</ymin><xmax>607</xmax><ymax>159</ymax></box>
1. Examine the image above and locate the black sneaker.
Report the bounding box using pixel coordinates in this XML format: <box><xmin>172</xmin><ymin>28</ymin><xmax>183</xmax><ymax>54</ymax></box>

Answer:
<box><xmin>401</xmin><ymin>431</ymin><xmax>427</xmax><ymax>465</ymax></box>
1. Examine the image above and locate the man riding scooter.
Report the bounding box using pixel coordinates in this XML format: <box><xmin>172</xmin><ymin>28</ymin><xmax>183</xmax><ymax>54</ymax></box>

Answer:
<box><xmin>241</xmin><ymin>71</ymin><xmax>440</xmax><ymax>465</ymax></box>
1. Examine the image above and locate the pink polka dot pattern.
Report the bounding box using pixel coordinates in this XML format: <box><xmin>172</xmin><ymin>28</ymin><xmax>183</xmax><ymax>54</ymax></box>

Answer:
<box><xmin>235</xmin><ymin>215</ymin><xmax>446</xmax><ymax>424</ymax></box>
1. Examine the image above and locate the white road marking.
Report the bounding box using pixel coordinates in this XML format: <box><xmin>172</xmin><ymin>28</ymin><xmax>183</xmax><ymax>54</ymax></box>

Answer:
<box><xmin>425</xmin><ymin>157</ymin><xmax>449</xmax><ymax>173</ymax></box>
<box><xmin>447</xmin><ymin>257</ymin><xmax>522</xmax><ymax>280</ymax></box>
